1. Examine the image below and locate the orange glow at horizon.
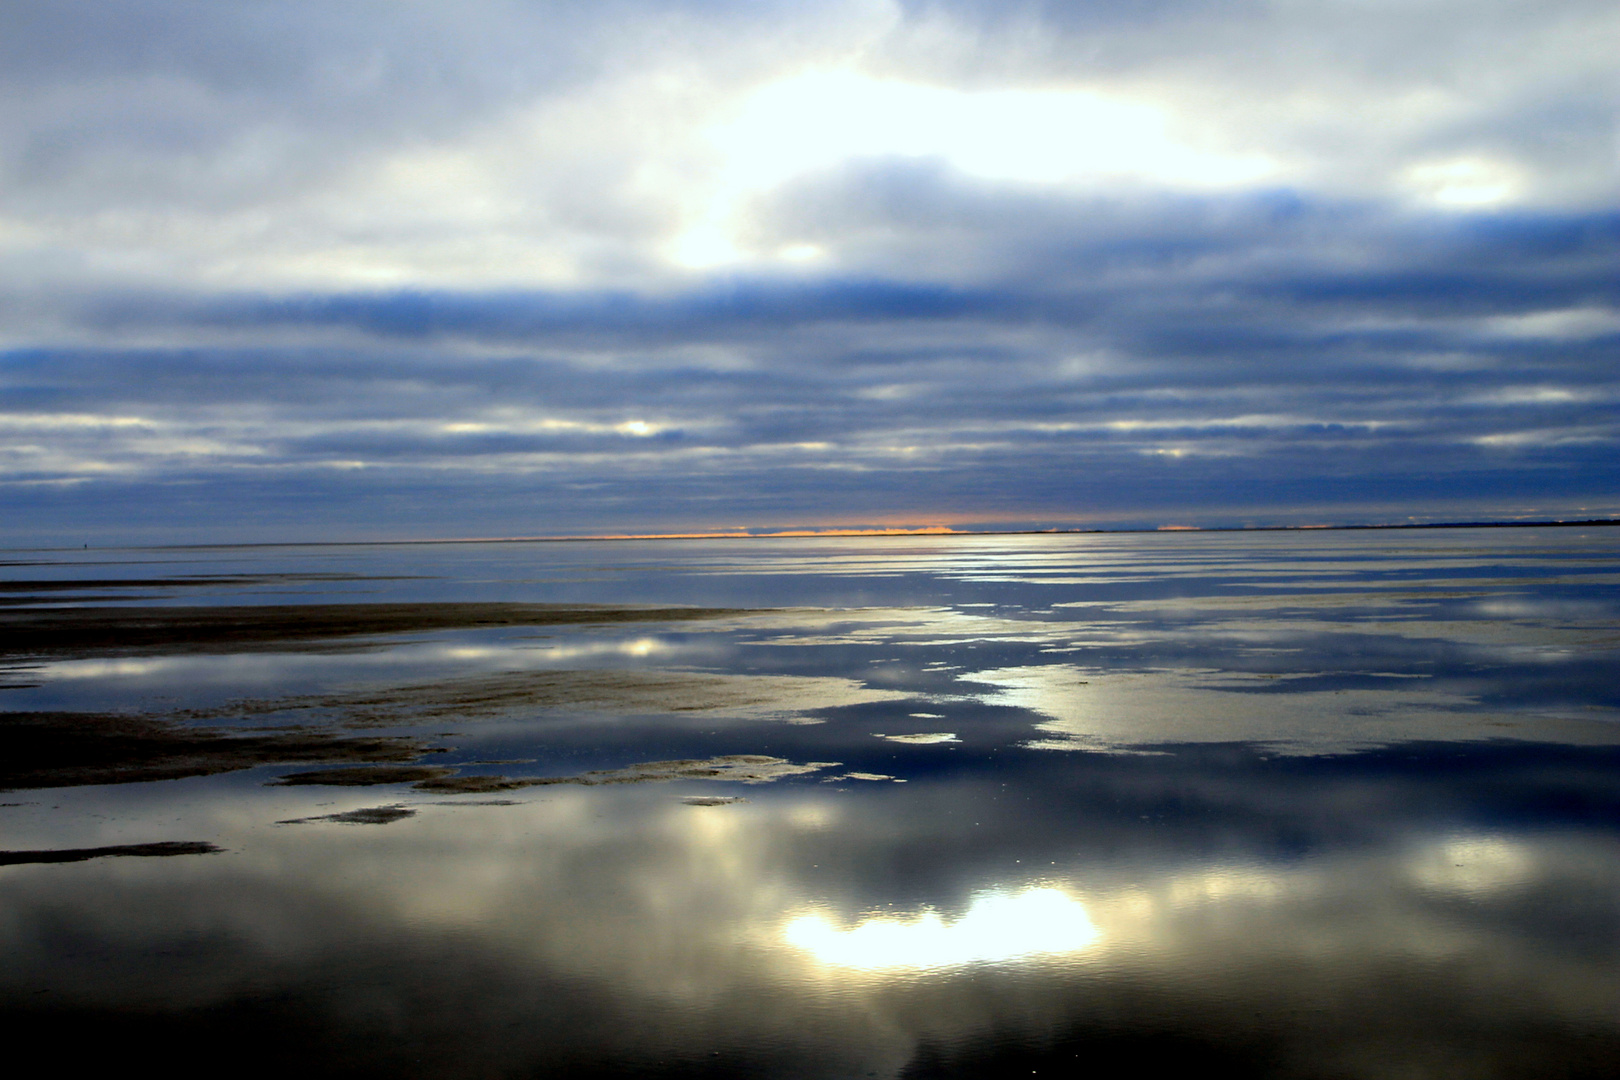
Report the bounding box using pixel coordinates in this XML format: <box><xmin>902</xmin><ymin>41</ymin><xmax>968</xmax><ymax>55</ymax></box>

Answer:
<box><xmin>535</xmin><ymin>525</ymin><xmax>968</xmax><ymax>541</ymax></box>
<box><xmin>410</xmin><ymin>524</ymin><xmax>1012</xmax><ymax>544</ymax></box>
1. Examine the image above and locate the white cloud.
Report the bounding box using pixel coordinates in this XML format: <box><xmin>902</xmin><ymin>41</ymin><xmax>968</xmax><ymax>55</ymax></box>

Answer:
<box><xmin>0</xmin><ymin>0</ymin><xmax>1613</xmax><ymax>291</ymax></box>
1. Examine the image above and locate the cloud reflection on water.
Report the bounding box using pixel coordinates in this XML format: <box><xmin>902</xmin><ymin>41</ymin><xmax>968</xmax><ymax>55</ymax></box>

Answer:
<box><xmin>784</xmin><ymin>887</ymin><xmax>1099</xmax><ymax>972</ymax></box>
<box><xmin>972</xmin><ymin>663</ymin><xmax>1620</xmax><ymax>753</ymax></box>
<box><xmin>2</xmin><ymin>756</ymin><xmax>1615</xmax><ymax>1076</ymax></box>
<box><xmin>1</xmin><ymin>529</ymin><xmax>1618</xmax><ymax>1075</ymax></box>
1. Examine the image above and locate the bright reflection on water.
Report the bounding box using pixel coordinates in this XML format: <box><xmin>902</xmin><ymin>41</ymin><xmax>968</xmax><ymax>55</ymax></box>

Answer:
<box><xmin>785</xmin><ymin>888</ymin><xmax>1099</xmax><ymax>972</ymax></box>
<box><xmin>1</xmin><ymin>527</ymin><xmax>1618</xmax><ymax>1077</ymax></box>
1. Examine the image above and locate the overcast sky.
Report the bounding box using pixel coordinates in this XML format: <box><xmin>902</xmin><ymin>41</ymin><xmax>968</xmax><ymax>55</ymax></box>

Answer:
<box><xmin>2</xmin><ymin>0</ymin><xmax>1616</xmax><ymax>543</ymax></box>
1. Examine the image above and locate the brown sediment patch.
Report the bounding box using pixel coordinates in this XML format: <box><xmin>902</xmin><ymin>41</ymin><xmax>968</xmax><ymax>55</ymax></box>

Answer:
<box><xmin>269</xmin><ymin>669</ymin><xmax>896</xmax><ymax>729</ymax></box>
<box><xmin>277</xmin><ymin>805</ymin><xmax>416</xmax><ymax>825</ymax></box>
<box><xmin>271</xmin><ymin>765</ymin><xmax>455</xmax><ymax>787</ymax></box>
<box><xmin>0</xmin><ymin>710</ymin><xmax>436</xmax><ymax>791</ymax></box>
<box><xmin>291</xmin><ymin>755</ymin><xmax>841</xmax><ymax>794</ymax></box>
<box><xmin>410</xmin><ymin>775</ymin><xmax>532</xmax><ymax>794</ymax></box>
<box><xmin>0</xmin><ymin>663</ymin><xmax>894</xmax><ymax>792</ymax></box>
<box><xmin>0</xmin><ymin>573</ymin><xmax>418</xmax><ymax>607</ymax></box>
<box><xmin>495</xmin><ymin>755</ymin><xmax>838</xmax><ymax>789</ymax></box>
<box><xmin>151</xmin><ymin>668</ymin><xmax>905</xmax><ymax>733</ymax></box>
<box><xmin>265</xmin><ymin>670</ymin><xmax>791</xmax><ymax>728</ymax></box>
<box><xmin>0</xmin><ymin>601</ymin><xmax>764</xmax><ymax>660</ymax></box>
<box><xmin>0</xmin><ymin>840</ymin><xmax>220</xmax><ymax>866</ymax></box>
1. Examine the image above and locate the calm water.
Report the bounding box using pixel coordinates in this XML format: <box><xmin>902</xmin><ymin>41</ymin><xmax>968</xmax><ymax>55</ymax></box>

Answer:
<box><xmin>2</xmin><ymin>528</ymin><xmax>1618</xmax><ymax>1077</ymax></box>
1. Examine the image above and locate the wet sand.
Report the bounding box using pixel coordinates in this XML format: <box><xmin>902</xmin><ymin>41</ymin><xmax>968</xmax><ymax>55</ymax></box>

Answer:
<box><xmin>273</xmin><ymin>754</ymin><xmax>837</xmax><ymax>793</ymax></box>
<box><xmin>0</xmin><ymin>708</ymin><xmax>437</xmax><ymax>790</ymax></box>
<box><xmin>276</xmin><ymin>805</ymin><xmax>417</xmax><ymax>826</ymax></box>
<box><xmin>0</xmin><ymin>601</ymin><xmax>763</xmax><ymax>658</ymax></box>
<box><xmin>205</xmin><ymin>668</ymin><xmax>868</xmax><ymax>729</ymax></box>
<box><xmin>0</xmin><ymin>572</ymin><xmax>410</xmax><ymax>598</ymax></box>
<box><xmin>0</xmin><ymin>597</ymin><xmax>888</xmax><ymax>793</ymax></box>
<box><xmin>0</xmin><ymin>841</ymin><xmax>220</xmax><ymax>866</ymax></box>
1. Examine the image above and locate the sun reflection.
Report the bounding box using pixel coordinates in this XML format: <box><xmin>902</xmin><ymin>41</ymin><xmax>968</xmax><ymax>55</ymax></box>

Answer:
<box><xmin>783</xmin><ymin>887</ymin><xmax>1098</xmax><ymax>971</ymax></box>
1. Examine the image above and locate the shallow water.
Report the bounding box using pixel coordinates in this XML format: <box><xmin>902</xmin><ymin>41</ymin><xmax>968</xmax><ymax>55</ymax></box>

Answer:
<box><xmin>2</xmin><ymin>528</ymin><xmax>1618</xmax><ymax>1077</ymax></box>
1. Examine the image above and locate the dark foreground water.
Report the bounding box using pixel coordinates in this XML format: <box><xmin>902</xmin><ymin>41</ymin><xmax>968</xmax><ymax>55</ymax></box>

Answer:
<box><xmin>2</xmin><ymin>528</ymin><xmax>1618</xmax><ymax>1078</ymax></box>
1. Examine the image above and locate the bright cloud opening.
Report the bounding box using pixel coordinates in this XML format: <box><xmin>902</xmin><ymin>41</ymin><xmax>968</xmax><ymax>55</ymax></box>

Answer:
<box><xmin>673</xmin><ymin>70</ymin><xmax>1276</xmax><ymax>267</ymax></box>
<box><xmin>1406</xmin><ymin>157</ymin><xmax>1521</xmax><ymax>207</ymax></box>
<box><xmin>713</xmin><ymin>71</ymin><xmax>1274</xmax><ymax>191</ymax></box>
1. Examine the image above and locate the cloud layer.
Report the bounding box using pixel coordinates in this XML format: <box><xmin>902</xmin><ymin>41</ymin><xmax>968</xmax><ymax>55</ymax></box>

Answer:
<box><xmin>1</xmin><ymin>0</ymin><xmax>1616</xmax><ymax>541</ymax></box>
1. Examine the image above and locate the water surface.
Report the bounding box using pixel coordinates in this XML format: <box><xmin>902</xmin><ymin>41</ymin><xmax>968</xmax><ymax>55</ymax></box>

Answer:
<box><xmin>2</xmin><ymin>528</ymin><xmax>1617</xmax><ymax>1077</ymax></box>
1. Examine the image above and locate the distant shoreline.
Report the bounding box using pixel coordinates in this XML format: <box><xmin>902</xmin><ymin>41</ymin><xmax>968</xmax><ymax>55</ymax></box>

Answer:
<box><xmin>13</xmin><ymin>517</ymin><xmax>1620</xmax><ymax>553</ymax></box>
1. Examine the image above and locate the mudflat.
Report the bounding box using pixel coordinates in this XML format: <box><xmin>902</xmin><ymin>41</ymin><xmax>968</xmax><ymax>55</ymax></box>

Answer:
<box><xmin>0</xmin><ymin>601</ymin><xmax>761</xmax><ymax>658</ymax></box>
<box><xmin>0</xmin><ymin>601</ymin><xmax>834</xmax><ymax>791</ymax></box>
<box><xmin>0</xmin><ymin>841</ymin><xmax>221</xmax><ymax>865</ymax></box>
<box><xmin>0</xmin><ymin>708</ymin><xmax>436</xmax><ymax>790</ymax></box>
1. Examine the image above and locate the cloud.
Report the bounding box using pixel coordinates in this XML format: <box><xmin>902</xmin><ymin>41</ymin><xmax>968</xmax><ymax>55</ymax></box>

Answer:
<box><xmin>0</xmin><ymin>1</ymin><xmax>1616</xmax><ymax>539</ymax></box>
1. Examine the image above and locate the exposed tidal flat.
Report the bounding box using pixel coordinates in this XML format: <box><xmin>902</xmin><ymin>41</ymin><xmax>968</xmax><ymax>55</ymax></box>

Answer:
<box><xmin>0</xmin><ymin>529</ymin><xmax>1617</xmax><ymax>1077</ymax></box>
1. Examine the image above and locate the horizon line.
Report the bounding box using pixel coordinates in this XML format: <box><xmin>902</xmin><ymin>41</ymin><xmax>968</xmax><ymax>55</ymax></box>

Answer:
<box><xmin>12</xmin><ymin>516</ymin><xmax>1620</xmax><ymax>553</ymax></box>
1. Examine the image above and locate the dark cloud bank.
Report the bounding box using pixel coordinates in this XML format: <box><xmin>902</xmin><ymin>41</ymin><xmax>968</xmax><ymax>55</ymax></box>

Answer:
<box><xmin>7</xmin><ymin>200</ymin><xmax>1616</xmax><ymax>544</ymax></box>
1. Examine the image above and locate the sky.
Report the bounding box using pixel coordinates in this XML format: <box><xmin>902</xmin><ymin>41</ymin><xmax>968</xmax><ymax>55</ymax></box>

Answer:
<box><xmin>1</xmin><ymin>0</ymin><xmax>1616</xmax><ymax>544</ymax></box>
